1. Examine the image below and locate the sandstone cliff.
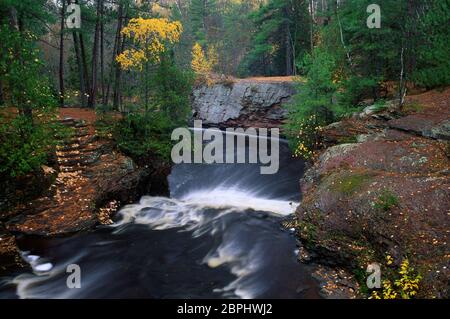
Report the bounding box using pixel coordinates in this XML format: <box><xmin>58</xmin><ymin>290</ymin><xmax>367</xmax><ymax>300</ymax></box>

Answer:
<box><xmin>192</xmin><ymin>77</ymin><xmax>296</xmax><ymax>128</ymax></box>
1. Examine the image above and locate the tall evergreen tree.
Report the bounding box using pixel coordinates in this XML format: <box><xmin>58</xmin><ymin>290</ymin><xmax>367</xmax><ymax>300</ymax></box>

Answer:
<box><xmin>240</xmin><ymin>0</ymin><xmax>310</xmax><ymax>76</ymax></box>
<box><xmin>189</xmin><ymin>0</ymin><xmax>218</xmax><ymax>46</ymax></box>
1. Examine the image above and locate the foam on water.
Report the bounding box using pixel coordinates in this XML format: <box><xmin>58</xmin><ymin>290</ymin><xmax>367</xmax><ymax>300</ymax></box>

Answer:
<box><xmin>112</xmin><ymin>190</ymin><xmax>298</xmax><ymax>299</ymax></box>
<box><xmin>115</xmin><ymin>188</ymin><xmax>297</xmax><ymax>231</ymax></box>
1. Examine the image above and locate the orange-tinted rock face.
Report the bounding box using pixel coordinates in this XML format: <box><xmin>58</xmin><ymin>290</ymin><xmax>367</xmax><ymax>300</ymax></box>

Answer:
<box><xmin>296</xmin><ymin>89</ymin><xmax>450</xmax><ymax>298</ymax></box>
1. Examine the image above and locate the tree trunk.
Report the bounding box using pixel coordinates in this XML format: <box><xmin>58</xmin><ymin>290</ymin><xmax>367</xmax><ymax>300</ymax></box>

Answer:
<box><xmin>79</xmin><ymin>33</ymin><xmax>90</xmax><ymax>102</ymax></box>
<box><xmin>88</xmin><ymin>0</ymin><xmax>102</xmax><ymax>108</ymax></box>
<box><xmin>100</xmin><ymin>2</ymin><xmax>105</xmax><ymax>105</ymax></box>
<box><xmin>73</xmin><ymin>32</ymin><xmax>86</xmax><ymax>107</ymax></box>
<box><xmin>113</xmin><ymin>4</ymin><xmax>129</xmax><ymax>111</ymax></box>
<box><xmin>59</xmin><ymin>0</ymin><xmax>66</xmax><ymax>107</ymax></box>
<box><xmin>105</xmin><ymin>3</ymin><xmax>124</xmax><ymax>108</ymax></box>
<box><xmin>113</xmin><ymin>35</ymin><xmax>126</xmax><ymax>110</ymax></box>
<box><xmin>285</xmin><ymin>24</ymin><xmax>293</xmax><ymax>76</ymax></box>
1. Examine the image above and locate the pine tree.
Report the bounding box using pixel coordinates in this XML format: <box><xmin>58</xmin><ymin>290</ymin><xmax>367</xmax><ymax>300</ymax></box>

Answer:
<box><xmin>240</xmin><ymin>0</ymin><xmax>310</xmax><ymax>76</ymax></box>
<box><xmin>189</xmin><ymin>0</ymin><xmax>217</xmax><ymax>46</ymax></box>
<box><xmin>413</xmin><ymin>0</ymin><xmax>450</xmax><ymax>88</ymax></box>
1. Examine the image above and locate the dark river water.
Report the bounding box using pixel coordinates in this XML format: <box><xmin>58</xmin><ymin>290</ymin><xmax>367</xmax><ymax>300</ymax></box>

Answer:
<box><xmin>0</xmin><ymin>131</ymin><xmax>321</xmax><ymax>299</ymax></box>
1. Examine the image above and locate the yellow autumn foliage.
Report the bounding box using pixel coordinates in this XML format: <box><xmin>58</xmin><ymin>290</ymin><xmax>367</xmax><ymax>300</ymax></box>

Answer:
<box><xmin>191</xmin><ymin>43</ymin><xmax>211</xmax><ymax>76</ymax></box>
<box><xmin>191</xmin><ymin>43</ymin><xmax>218</xmax><ymax>85</ymax></box>
<box><xmin>116</xmin><ymin>18</ymin><xmax>182</xmax><ymax>70</ymax></box>
<box><xmin>370</xmin><ymin>258</ymin><xmax>422</xmax><ymax>299</ymax></box>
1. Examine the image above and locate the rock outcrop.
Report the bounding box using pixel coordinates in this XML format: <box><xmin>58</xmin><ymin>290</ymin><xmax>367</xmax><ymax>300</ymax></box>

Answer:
<box><xmin>192</xmin><ymin>77</ymin><xmax>296</xmax><ymax>128</ymax></box>
<box><xmin>2</xmin><ymin>110</ymin><xmax>169</xmax><ymax>237</ymax></box>
<box><xmin>296</xmin><ymin>88</ymin><xmax>450</xmax><ymax>298</ymax></box>
<box><xmin>0</xmin><ymin>228</ymin><xmax>29</xmax><ymax>276</ymax></box>
<box><xmin>0</xmin><ymin>109</ymin><xmax>171</xmax><ymax>275</ymax></box>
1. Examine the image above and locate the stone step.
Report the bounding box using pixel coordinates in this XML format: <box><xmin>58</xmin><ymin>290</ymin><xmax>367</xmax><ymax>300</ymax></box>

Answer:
<box><xmin>75</xmin><ymin>131</ymin><xmax>89</xmax><ymax>138</ymax></box>
<box><xmin>58</xmin><ymin>151</ymin><xmax>97</xmax><ymax>159</ymax></box>
<box><xmin>74</xmin><ymin>122</ymin><xmax>88</xmax><ymax>128</ymax></box>
<box><xmin>59</xmin><ymin>165</ymin><xmax>85</xmax><ymax>173</ymax></box>
<box><xmin>57</xmin><ymin>151</ymin><xmax>82</xmax><ymax>159</ymax></box>
<box><xmin>56</xmin><ymin>144</ymin><xmax>81</xmax><ymax>152</ymax></box>
<box><xmin>58</xmin><ymin>151</ymin><xmax>102</xmax><ymax>166</ymax></box>
<box><xmin>60</xmin><ymin>117</ymin><xmax>76</xmax><ymax>124</ymax></box>
<box><xmin>57</xmin><ymin>158</ymin><xmax>83</xmax><ymax>166</ymax></box>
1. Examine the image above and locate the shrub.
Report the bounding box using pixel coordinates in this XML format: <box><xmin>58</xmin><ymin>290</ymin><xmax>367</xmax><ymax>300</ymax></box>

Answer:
<box><xmin>0</xmin><ymin>114</ymin><xmax>58</xmax><ymax>177</ymax></box>
<box><xmin>374</xmin><ymin>190</ymin><xmax>399</xmax><ymax>212</ymax></box>
<box><xmin>0</xmin><ymin>25</ymin><xmax>61</xmax><ymax>178</ymax></box>
<box><xmin>113</xmin><ymin>111</ymin><xmax>174</xmax><ymax>162</ymax></box>
<box><xmin>95</xmin><ymin>104</ymin><xmax>116</xmax><ymax>139</ymax></box>
<box><xmin>285</xmin><ymin>48</ymin><xmax>338</xmax><ymax>159</ymax></box>
<box><xmin>371</xmin><ymin>258</ymin><xmax>422</xmax><ymax>299</ymax></box>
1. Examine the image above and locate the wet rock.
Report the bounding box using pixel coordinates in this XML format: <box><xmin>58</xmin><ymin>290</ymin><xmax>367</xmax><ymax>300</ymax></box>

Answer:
<box><xmin>0</xmin><ymin>227</ymin><xmax>29</xmax><ymax>276</ymax></box>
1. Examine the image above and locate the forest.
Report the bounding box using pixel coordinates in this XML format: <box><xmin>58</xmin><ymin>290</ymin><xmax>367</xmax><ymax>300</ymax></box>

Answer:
<box><xmin>0</xmin><ymin>0</ymin><xmax>449</xmax><ymax>301</ymax></box>
<box><xmin>1</xmin><ymin>0</ymin><xmax>448</xmax><ymax>176</ymax></box>
<box><xmin>1</xmin><ymin>0</ymin><xmax>449</xmax><ymax>174</ymax></box>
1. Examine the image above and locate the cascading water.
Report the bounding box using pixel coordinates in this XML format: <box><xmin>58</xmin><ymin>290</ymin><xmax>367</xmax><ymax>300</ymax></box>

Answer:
<box><xmin>0</xmin><ymin>130</ymin><xmax>321</xmax><ymax>299</ymax></box>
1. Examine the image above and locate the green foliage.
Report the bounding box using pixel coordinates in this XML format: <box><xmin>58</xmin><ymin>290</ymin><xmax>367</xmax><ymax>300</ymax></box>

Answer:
<box><xmin>289</xmin><ymin>114</ymin><xmax>326</xmax><ymax>159</ymax></box>
<box><xmin>112</xmin><ymin>56</ymin><xmax>193</xmax><ymax>162</ymax></box>
<box><xmin>374</xmin><ymin>190</ymin><xmax>399</xmax><ymax>212</ymax></box>
<box><xmin>371</xmin><ymin>257</ymin><xmax>422</xmax><ymax>299</ymax></box>
<box><xmin>189</xmin><ymin>0</ymin><xmax>217</xmax><ymax>46</ymax></box>
<box><xmin>371</xmin><ymin>100</ymin><xmax>388</xmax><ymax>113</ymax></box>
<box><xmin>0</xmin><ymin>24</ymin><xmax>60</xmax><ymax>178</ymax></box>
<box><xmin>412</xmin><ymin>0</ymin><xmax>450</xmax><ymax>88</ymax></box>
<box><xmin>285</xmin><ymin>47</ymin><xmax>337</xmax><ymax>157</ymax></box>
<box><xmin>0</xmin><ymin>25</ymin><xmax>56</xmax><ymax>113</ymax></box>
<box><xmin>0</xmin><ymin>115</ymin><xmax>57</xmax><ymax>177</ymax></box>
<box><xmin>113</xmin><ymin>111</ymin><xmax>174</xmax><ymax>162</ymax></box>
<box><xmin>240</xmin><ymin>0</ymin><xmax>310</xmax><ymax>76</ymax></box>
<box><xmin>0</xmin><ymin>0</ymin><xmax>56</xmax><ymax>33</ymax></box>
<box><xmin>150</xmin><ymin>54</ymin><xmax>194</xmax><ymax>125</ymax></box>
<box><xmin>332</xmin><ymin>173</ymin><xmax>372</xmax><ymax>195</ymax></box>
<box><xmin>95</xmin><ymin>104</ymin><xmax>116</xmax><ymax>139</ymax></box>
<box><xmin>288</xmin><ymin>47</ymin><xmax>338</xmax><ymax>121</ymax></box>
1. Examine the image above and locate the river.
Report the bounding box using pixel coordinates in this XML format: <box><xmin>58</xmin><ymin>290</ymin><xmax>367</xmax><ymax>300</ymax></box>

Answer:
<box><xmin>0</xmin><ymin>130</ymin><xmax>321</xmax><ymax>299</ymax></box>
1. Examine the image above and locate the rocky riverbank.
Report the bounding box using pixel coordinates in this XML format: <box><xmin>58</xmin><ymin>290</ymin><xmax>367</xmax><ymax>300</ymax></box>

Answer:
<box><xmin>295</xmin><ymin>88</ymin><xmax>449</xmax><ymax>298</ymax></box>
<box><xmin>0</xmin><ymin>108</ymin><xmax>170</xmax><ymax>275</ymax></box>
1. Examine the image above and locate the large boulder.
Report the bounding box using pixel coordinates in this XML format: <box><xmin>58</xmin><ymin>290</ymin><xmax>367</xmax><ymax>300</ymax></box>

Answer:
<box><xmin>296</xmin><ymin>89</ymin><xmax>450</xmax><ymax>298</ymax></box>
